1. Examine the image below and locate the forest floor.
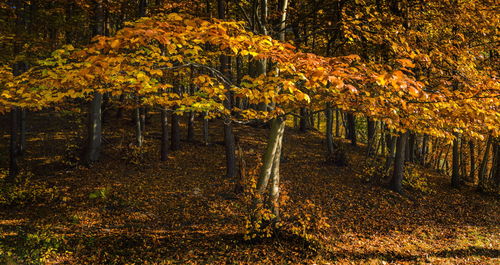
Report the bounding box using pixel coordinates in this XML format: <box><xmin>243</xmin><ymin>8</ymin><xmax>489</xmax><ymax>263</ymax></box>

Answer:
<box><xmin>0</xmin><ymin>112</ymin><xmax>499</xmax><ymax>264</ymax></box>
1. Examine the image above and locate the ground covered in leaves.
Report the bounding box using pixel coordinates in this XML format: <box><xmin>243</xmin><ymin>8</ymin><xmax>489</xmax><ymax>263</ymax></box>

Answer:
<box><xmin>0</xmin><ymin>112</ymin><xmax>499</xmax><ymax>264</ymax></box>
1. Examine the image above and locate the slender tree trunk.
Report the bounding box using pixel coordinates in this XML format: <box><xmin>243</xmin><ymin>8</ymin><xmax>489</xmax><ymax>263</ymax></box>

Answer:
<box><xmin>160</xmin><ymin>108</ymin><xmax>169</xmax><ymax>161</ymax></box>
<box><xmin>84</xmin><ymin>0</ymin><xmax>104</xmax><ymax>164</ymax></box>
<box><xmin>478</xmin><ymin>136</ymin><xmax>493</xmax><ymax>191</ymax></box>
<box><xmin>299</xmin><ymin>108</ymin><xmax>308</xmax><ymax>132</ymax></box>
<box><xmin>335</xmin><ymin>109</ymin><xmax>340</xmax><ymax>137</ymax></box>
<box><xmin>493</xmin><ymin>140</ymin><xmax>500</xmax><ymax>189</ymax></box>
<box><xmin>385</xmin><ymin>135</ymin><xmax>397</xmax><ymax>171</ymax></box>
<box><xmin>171</xmin><ymin>110</ymin><xmax>180</xmax><ymax>151</ymax></box>
<box><xmin>408</xmin><ymin>133</ymin><xmax>416</xmax><ymax>162</ymax></box>
<box><xmin>326</xmin><ymin>105</ymin><xmax>334</xmax><ymax>156</ymax></box>
<box><xmin>367</xmin><ymin>117</ymin><xmax>375</xmax><ymax>155</ymax></box>
<box><xmin>85</xmin><ymin>93</ymin><xmax>103</xmax><ymax>163</ymax></box>
<box><xmin>203</xmin><ymin>113</ymin><xmax>210</xmax><ymax>145</ymax></box>
<box><xmin>187</xmin><ymin>111</ymin><xmax>195</xmax><ymax>142</ymax></box>
<box><xmin>269</xmin><ymin>126</ymin><xmax>284</xmax><ymax>221</ymax></box>
<box><xmin>140</xmin><ymin>107</ymin><xmax>146</xmax><ymax>132</ymax></box>
<box><xmin>389</xmin><ymin>131</ymin><xmax>409</xmax><ymax>193</ymax></box>
<box><xmin>257</xmin><ymin>118</ymin><xmax>285</xmax><ymax>196</ymax></box>
<box><xmin>134</xmin><ymin>107</ymin><xmax>143</xmax><ymax>147</ymax></box>
<box><xmin>469</xmin><ymin>140</ymin><xmax>475</xmax><ymax>182</ymax></box>
<box><xmin>421</xmin><ymin>134</ymin><xmax>429</xmax><ymax>165</ymax></box>
<box><xmin>451</xmin><ymin>133</ymin><xmax>460</xmax><ymax>187</ymax></box>
<box><xmin>346</xmin><ymin>113</ymin><xmax>356</xmax><ymax>146</ymax></box>
<box><xmin>18</xmin><ymin>108</ymin><xmax>26</xmax><ymax>156</ymax></box>
<box><xmin>218</xmin><ymin>0</ymin><xmax>237</xmax><ymax>180</ymax></box>
<box><xmin>8</xmin><ymin>107</ymin><xmax>20</xmax><ymax>182</ymax></box>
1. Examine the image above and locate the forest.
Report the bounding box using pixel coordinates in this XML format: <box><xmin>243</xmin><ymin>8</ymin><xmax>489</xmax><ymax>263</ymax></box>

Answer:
<box><xmin>0</xmin><ymin>0</ymin><xmax>499</xmax><ymax>264</ymax></box>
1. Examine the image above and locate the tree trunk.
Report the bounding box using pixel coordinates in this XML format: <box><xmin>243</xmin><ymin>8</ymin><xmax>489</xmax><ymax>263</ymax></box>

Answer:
<box><xmin>367</xmin><ymin>117</ymin><xmax>375</xmax><ymax>155</ymax></box>
<box><xmin>478</xmin><ymin>136</ymin><xmax>493</xmax><ymax>191</ymax></box>
<box><xmin>451</xmin><ymin>133</ymin><xmax>460</xmax><ymax>187</ymax></box>
<box><xmin>140</xmin><ymin>107</ymin><xmax>146</xmax><ymax>132</ymax></box>
<box><xmin>257</xmin><ymin>117</ymin><xmax>285</xmax><ymax>197</ymax></box>
<box><xmin>269</xmin><ymin>125</ymin><xmax>284</xmax><ymax>221</ymax></box>
<box><xmin>84</xmin><ymin>93</ymin><xmax>103</xmax><ymax>164</ymax></box>
<box><xmin>389</xmin><ymin>131</ymin><xmax>409</xmax><ymax>193</ymax></box>
<box><xmin>493</xmin><ymin>140</ymin><xmax>500</xmax><ymax>189</ymax></box>
<box><xmin>326</xmin><ymin>106</ymin><xmax>334</xmax><ymax>156</ymax></box>
<box><xmin>408</xmin><ymin>133</ymin><xmax>416</xmax><ymax>163</ymax></box>
<box><xmin>203</xmin><ymin>113</ymin><xmax>209</xmax><ymax>145</ymax></box>
<box><xmin>18</xmin><ymin>108</ymin><xmax>26</xmax><ymax>156</ymax></box>
<box><xmin>218</xmin><ymin>0</ymin><xmax>237</xmax><ymax>180</ymax></box>
<box><xmin>84</xmin><ymin>0</ymin><xmax>104</xmax><ymax>164</ymax></box>
<box><xmin>469</xmin><ymin>140</ymin><xmax>475</xmax><ymax>182</ymax></box>
<box><xmin>8</xmin><ymin>107</ymin><xmax>20</xmax><ymax>182</ymax></box>
<box><xmin>171</xmin><ymin>110</ymin><xmax>180</xmax><ymax>151</ymax></box>
<box><xmin>134</xmin><ymin>107</ymin><xmax>143</xmax><ymax>147</ymax></box>
<box><xmin>299</xmin><ymin>108</ymin><xmax>308</xmax><ymax>132</ymax></box>
<box><xmin>335</xmin><ymin>109</ymin><xmax>340</xmax><ymax>137</ymax></box>
<box><xmin>346</xmin><ymin>113</ymin><xmax>356</xmax><ymax>146</ymax></box>
<box><xmin>187</xmin><ymin>111</ymin><xmax>195</xmax><ymax>142</ymax></box>
<box><xmin>421</xmin><ymin>134</ymin><xmax>429</xmax><ymax>165</ymax></box>
<box><xmin>160</xmin><ymin>108</ymin><xmax>169</xmax><ymax>161</ymax></box>
<box><xmin>384</xmin><ymin>135</ymin><xmax>397</xmax><ymax>171</ymax></box>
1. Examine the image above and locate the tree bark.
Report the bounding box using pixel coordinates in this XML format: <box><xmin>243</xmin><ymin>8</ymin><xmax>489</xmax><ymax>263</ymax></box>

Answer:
<box><xmin>8</xmin><ymin>107</ymin><xmax>20</xmax><ymax>182</ymax></box>
<box><xmin>160</xmin><ymin>108</ymin><xmax>169</xmax><ymax>161</ymax></box>
<box><xmin>84</xmin><ymin>0</ymin><xmax>104</xmax><ymax>164</ymax></box>
<box><xmin>18</xmin><ymin>108</ymin><xmax>26</xmax><ymax>156</ymax></box>
<box><xmin>218</xmin><ymin>0</ymin><xmax>237</xmax><ymax>180</ymax></box>
<box><xmin>335</xmin><ymin>109</ymin><xmax>340</xmax><ymax>137</ymax></box>
<box><xmin>171</xmin><ymin>110</ymin><xmax>180</xmax><ymax>151</ymax></box>
<box><xmin>451</xmin><ymin>133</ymin><xmax>460</xmax><ymax>187</ymax></box>
<box><xmin>257</xmin><ymin>118</ymin><xmax>285</xmax><ymax>196</ymax></box>
<box><xmin>134</xmin><ymin>107</ymin><xmax>143</xmax><ymax>147</ymax></box>
<box><xmin>203</xmin><ymin>113</ymin><xmax>210</xmax><ymax>145</ymax></box>
<box><xmin>384</xmin><ymin>135</ymin><xmax>397</xmax><ymax>171</ymax></box>
<box><xmin>469</xmin><ymin>140</ymin><xmax>475</xmax><ymax>182</ymax></box>
<box><xmin>367</xmin><ymin>117</ymin><xmax>375</xmax><ymax>155</ymax></box>
<box><xmin>299</xmin><ymin>108</ymin><xmax>308</xmax><ymax>132</ymax></box>
<box><xmin>389</xmin><ymin>131</ymin><xmax>409</xmax><ymax>193</ymax></box>
<box><xmin>326</xmin><ymin>105</ymin><xmax>334</xmax><ymax>156</ymax></box>
<box><xmin>478</xmin><ymin>136</ymin><xmax>493</xmax><ymax>191</ymax></box>
<box><xmin>187</xmin><ymin>111</ymin><xmax>195</xmax><ymax>142</ymax></box>
<box><xmin>346</xmin><ymin>113</ymin><xmax>356</xmax><ymax>146</ymax></box>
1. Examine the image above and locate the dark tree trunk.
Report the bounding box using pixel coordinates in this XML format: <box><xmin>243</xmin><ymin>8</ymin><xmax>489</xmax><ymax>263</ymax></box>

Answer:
<box><xmin>8</xmin><ymin>107</ymin><xmax>20</xmax><ymax>182</ymax></box>
<box><xmin>346</xmin><ymin>113</ymin><xmax>356</xmax><ymax>146</ymax></box>
<box><xmin>389</xmin><ymin>131</ymin><xmax>409</xmax><ymax>193</ymax></box>
<box><xmin>84</xmin><ymin>0</ymin><xmax>104</xmax><ymax>164</ymax></box>
<box><xmin>171</xmin><ymin>110</ymin><xmax>180</xmax><ymax>151</ymax></box>
<box><xmin>203</xmin><ymin>113</ymin><xmax>210</xmax><ymax>145</ymax></box>
<box><xmin>469</xmin><ymin>140</ymin><xmax>475</xmax><ymax>182</ymax></box>
<box><xmin>451</xmin><ymin>133</ymin><xmax>460</xmax><ymax>187</ymax></box>
<box><xmin>187</xmin><ymin>112</ymin><xmax>195</xmax><ymax>142</ymax></box>
<box><xmin>299</xmin><ymin>108</ymin><xmax>308</xmax><ymax>132</ymax></box>
<box><xmin>18</xmin><ymin>108</ymin><xmax>26</xmax><ymax>156</ymax></box>
<box><xmin>367</xmin><ymin>117</ymin><xmax>375</xmax><ymax>155</ymax></box>
<box><xmin>408</xmin><ymin>133</ymin><xmax>416</xmax><ymax>163</ymax></box>
<box><xmin>134</xmin><ymin>107</ymin><xmax>143</xmax><ymax>147</ymax></box>
<box><xmin>85</xmin><ymin>93</ymin><xmax>103</xmax><ymax>164</ymax></box>
<box><xmin>224</xmin><ymin>123</ymin><xmax>237</xmax><ymax>179</ymax></box>
<box><xmin>160</xmin><ymin>109</ymin><xmax>169</xmax><ymax>161</ymax></box>
<box><xmin>326</xmin><ymin>105</ymin><xmax>334</xmax><ymax>156</ymax></box>
<box><xmin>421</xmin><ymin>134</ymin><xmax>429</xmax><ymax>165</ymax></box>
<box><xmin>218</xmin><ymin>0</ymin><xmax>237</xmax><ymax>180</ymax></box>
<box><xmin>140</xmin><ymin>107</ymin><xmax>146</xmax><ymax>131</ymax></box>
<box><xmin>493</xmin><ymin>140</ymin><xmax>500</xmax><ymax>188</ymax></box>
<box><xmin>335</xmin><ymin>110</ymin><xmax>340</xmax><ymax>137</ymax></box>
<box><xmin>384</xmin><ymin>135</ymin><xmax>397</xmax><ymax>171</ymax></box>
